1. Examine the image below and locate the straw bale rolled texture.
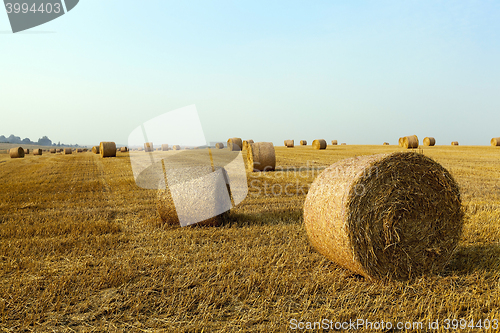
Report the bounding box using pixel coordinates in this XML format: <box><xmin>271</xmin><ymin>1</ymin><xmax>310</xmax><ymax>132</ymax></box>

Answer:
<box><xmin>92</xmin><ymin>146</ymin><xmax>100</xmax><ymax>154</ymax></box>
<box><xmin>33</xmin><ymin>149</ymin><xmax>42</xmax><ymax>155</ymax></box>
<box><xmin>162</xmin><ymin>144</ymin><xmax>169</xmax><ymax>151</ymax></box>
<box><xmin>451</xmin><ymin>141</ymin><xmax>459</xmax><ymax>146</ymax></box>
<box><xmin>491</xmin><ymin>137</ymin><xmax>500</xmax><ymax>146</ymax></box>
<box><xmin>242</xmin><ymin>140</ymin><xmax>254</xmax><ymax>150</ymax></box>
<box><xmin>227</xmin><ymin>138</ymin><xmax>243</xmax><ymax>151</ymax></box>
<box><xmin>144</xmin><ymin>142</ymin><xmax>153</xmax><ymax>152</ymax></box>
<box><xmin>120</xmin><ymin>147</ymin><xmax>128</xmax><ymax>152</ymax></box>
<box><xmin>312</xmin><ymin>139</ymin><xmax>327</xmax><ymax>150</ymax></box>
<box><xmin>157</xmin><ymin>166</ymin><xmax>229</xmax><ymax>227</ymax></box>
<box><xmin>24</xmin><ymin>149</ymin><xmax>30</xmax><ymax>154</ymax></box>
<box><xmin>304</xmin><ymin>152</ymin><xmax>464</xmax><ymax>281</ymax></box>
<box><xmin>423</xmin><ymin>137</ymin><xmax>436</xmax><ymax>146</ymax></box>
<box><xmin>331</xmin><ymin>140</ymin><xmax>338</xmax><ymax>145</ymax></box>
<box><xmin>100</xmin><ymin>142</ymin><xmax>116</xmax><ymax>158</ymax></box>
<box><xmin>215</xmin><ymin>142</ymin><xmax>224</xmax><ymax>149</ymax></box>
<box><xmin>9</xmin><ymin>147</ymin><xmax>24</xmax><ymax>158</ymax></box>
<box><xmin>402</xmin><ymin>135</ymin><xmax>419</xmax><ymax>149</ymax></box>
<box><xmin>64</xmin><ymin>148</ymin><xmax>72</xmax><ymax>155</ymax></box>
<box><xmin>300</xmin><ymin>140</ymin><xmax>307</xmax><ymax>145</ymax></box>
<box><xmin>247</xmin><ymin>142</ymin><xmax>276</xmax><ymax>172</ymax></box>
<box><xmin>50</xmin><ymin>149</ymin><xmax>56</xmax><ymax>154</ymax></box>
<box><xmin>284</xmin><ymin>140</ymin><xmax>294</xmax><ymax>148</ymax></box>
<box><xmin>173</xmin><ymin>145</ymin><xmax>181</xmax><ymax>150</ymax></box>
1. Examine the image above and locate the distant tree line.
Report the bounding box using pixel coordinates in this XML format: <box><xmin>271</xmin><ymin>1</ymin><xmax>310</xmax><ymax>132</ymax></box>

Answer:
<box><xmin>0</xmin><ymin>134</ymin><xmax>80</xmax><ymax>147</ymax></box>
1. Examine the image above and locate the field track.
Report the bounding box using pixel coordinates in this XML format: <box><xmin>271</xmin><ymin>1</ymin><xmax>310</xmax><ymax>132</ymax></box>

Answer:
<box><xmin>1</xmin><ymin>145</ymin><xmax>500</xmax><ymax>331</ymax></box>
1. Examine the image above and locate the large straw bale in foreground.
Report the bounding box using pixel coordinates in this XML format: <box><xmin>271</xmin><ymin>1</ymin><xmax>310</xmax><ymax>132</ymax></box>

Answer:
<box><xmin>312</xmin><ymin>139</ymin><xmax>327</xmax><ymax>150</ymax></box>
<box><xmin>100</xmin><ymin>142</ymin><xmax>116</xmax><ymax>157</ymax></box>
<box><xmin>491</xmin><ymin>137</ymin><xmax>500</xmax><ymax>146</ymax></box>
<box><xmin>300</xmin><ymin>140</ymin><xmax>307</xmax><ymax>145</ymax></box>
<box><xmin>9</xmin><ymin>147</ymin><xmax>24</xmax><ymax>158</ymax></box>
<box><xmin>402</xmin><ymin>135</ymin><xmax>419</xmax><ymax>149</ymax></box>
<box><xmin>304</xmin><ymin>152</ymin><xmax>463</xmax><ymax>281</ymax></box>
<box><xmin>423</xmin><ymin>137</ymin><xmax>436</xmax><ymax>146</ymax></box>
<box><xmin>227</xmin><ymin>138</ymin><xmax>242</xmax><ymax>151</ymax></box>
<box><xmin>284</xmin><ymin>140</ymin><xmax>294</xmax><ymax>148</ymax></box>
<box><xmin>215</xmin><ymin>143</ymin><xmax>224</xmax><ymax>149</ymax></box>
<box><xmin>451</xmin><ymin>141</ymin><xmax>459</xmax><ymax>146</ymax></box>
<box><xmin>33</xmin><ymin>149</ymin><xmax>42</xmax><ymax>155</ymax></box>
<box><xmin>64</xmin><ymin>148</ymin><xmax>72</xmax><ymax>155</ymax></box>
<box><xmin>247</xmin><ymin>142</ymin><xmax>275</xmax><ymax>172</ymax></box>
<box><xmin>331</xmin><ymin>140</ymin><xmax>338</xmax><ymax>145</ymax></box>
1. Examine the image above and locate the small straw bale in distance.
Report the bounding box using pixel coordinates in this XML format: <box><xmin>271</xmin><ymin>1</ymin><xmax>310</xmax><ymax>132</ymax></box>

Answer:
<box><xmin>100</xmin><ymin>142</ymin><xmax>116</xmax><ymax>158</ymax></box>
<box><xmin>76</xmin><ymin>148</ymin><xmax>83</xmax><ymax>153</ymax></box>
<box><xmin>300</xmin><ymin>140</ymin><xmax>307</xmax><ymax>145</ymax></box>
<box><xmin>402</xmin><ymin>135</ymin><xmax>419</xmax><ymax>149</ymax></box>
<box><xmin>64</xmin><ymin>148</ymin><xmax>72</xmax><ymax>155</ymax></box>
<box><xmin>50</xmin><ymin>148</ymin><xmax>56</xmax><ymax>154</ymax></box>
<box><xmin>242</xmin><ymin>140</ymin><xmax>254</xmax><ymax>150</ymax></box>
<box><xmin>491</xmin><ymin>137</ymin><xmax>500</xmax><ymax>146</ymax></box>
<box><xmin>33</xmin><ymin>149</ymin><xmax>42</xmax><ymax>155</ymax></box>
<box><xmin>227</xmin><ymin>137</ymin><xmax>243</xmax><ymax>151</ymax></box>
<box><xmin>172</xmin><ymin>145</ymin><xmax>181</xmax><ymax>150</ymax></box>
<box><xmin>92</xmin><ymin>146</ymin><xmax>100</xmax><ymax>154</ymax></box>
<box><xmin>423</xmin><ymin>137</ymin><xmax>436</xmax><ymax>146</ymax></box>
<box><xmin>24</xmin><ymin>148</ymin><xmax>30</xmax><ymax>154</ymax></box>
<box><xmin>341</xmin><ymin>143</ymin><xmax>346</xmax><ymax>145</ymax></box>
<box><xmin>56</xmin><ymin>149</ymin><xmax>62</xmax><ymax>153</ymax></box>
<box><xmin>331</xmin><ymin>140</ymin><xmax>338</xmax><ymax>145</ymax></box>
<box><xmin>304</xmin><ymin>152</ymin><xmax>464</xmax><ymax>281</ymax></box>
<box><xmin>284</xmin><ymin>139</ymin><xmax>294</xmax><ymax>148</ymax></box>
<box><xmin>157</xmin><ymin>166</ymin><xmax>228</xmax><ymax>227</ymax></box>
<box><xmin>312</xmin><ymin>139</ymin><xmax>327</xmax><ymax>150</ymax></box>
<box><xmin>144</xmin><ymin>142</ymin><xmax>153</xmax><ymax>152</ymax></box>
<box><xmin>9</xmin><ymin>147</ymin><xmax>25</xmax><ymax>158</ymax></box>
<box><xmin>120</xmin><ymin>147</ymin><xmax>128</xmax><ymax>152</ymax></box>
<box><xmin>247</xmin><ymin>142</ymin><xmax>276</xmax><ymax>172</ymax></box>
<box><xmin>215</xmin><ymin>143</ymin><xmax>224</xmax><ymax>149</ymax></box>
<box><xmin>451</xmin><ymin>141</ymin><xmax>459</xmax><ymax>146</ymax></box>
<box><xmin>383</xmin><ymin>142</ymin><xmax>389</xmax><ymax>145</ymax></box>
<box><xmin>162</xmin><ymin>144</ymin><xmax>169</xmax><ymax>151</ymax></box>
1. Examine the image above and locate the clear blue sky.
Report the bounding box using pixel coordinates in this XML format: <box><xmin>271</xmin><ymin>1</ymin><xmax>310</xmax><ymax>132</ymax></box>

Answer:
<box><xmin>1</xmin><ymin>0</ymin><xmax>499</xmax><ymax>146</ymax></box>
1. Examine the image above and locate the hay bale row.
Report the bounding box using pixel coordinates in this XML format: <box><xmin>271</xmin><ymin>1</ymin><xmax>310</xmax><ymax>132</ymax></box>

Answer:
<box><xmin>300</xmin><ymin>140</ymin><xmax>307</xmax><ymax>145</ymax></box>
<box><xmin>312</xmin><ymin>139</ymin><xmax>327</xmax><ymax>150</ymax></box>
<box><xmin>9</xmin><ymin>147</ymin><xmax>24</xmax><ymax>158</ymax></box>
<box><xmin>227</xmin><ymin>138</ymin><xmax>242</xmax><ymax>151</ymax></box>
<box><xmin>491</xmin><ymin>137</ymin><xmax>500</xmax><ymax>146</ymax></box>
<box><xmin>284</xmin><ymin>139</ymin><xmax>294</xmax><ymax>148</ymax></box>
<box><xmin>331</xmin><ymin>140</ymin><xmax>338</xmax><ymax>145</ymax></box>
<box><xmin>33</xmin><ymin>149</ymin><xmax>42</xmax><ymax>155</ymax></box>
<box><xmin>100</xmin><ymin>142</ymin><xmax>116</xmax><ymax>157</ymax></box>
<box><xmin>215</xmin><ymin>142</ymin><xmax>224</xmax><ymax>149</ymax></box>
<box><xmin>423</xmin><ymin>137</ymin><xmax>436</xmax><ymax>146</ymax></box>
<box><xmin>304</xmin><ymin>152</ymin><xmax>463</xmax><ymax>281</ymax></box>
<box><xmin>247</xmin><ymin>142</ymin><xmax>276</xmax><ymax>172</ymax></box>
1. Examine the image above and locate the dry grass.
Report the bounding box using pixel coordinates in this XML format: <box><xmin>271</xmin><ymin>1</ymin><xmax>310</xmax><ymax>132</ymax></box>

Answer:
<box><xmin>1</xmin><ymin>145</ymin><xmax>500</xmax><ymax>331</ymax></box>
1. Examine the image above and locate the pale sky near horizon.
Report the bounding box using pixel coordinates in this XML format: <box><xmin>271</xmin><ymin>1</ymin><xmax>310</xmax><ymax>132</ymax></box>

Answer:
<box><xmin>1</xmin><ymin>1</ymin><xmax>499</xmax><ymax>146</ymax></box>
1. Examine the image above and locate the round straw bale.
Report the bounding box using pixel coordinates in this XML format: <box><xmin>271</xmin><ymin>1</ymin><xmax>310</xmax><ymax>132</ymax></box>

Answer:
<box><xmin>64</xmin><ymin>148</ymin><xmax>72</xmax><ymax>155</ymax></box>
<box><xmin>92</xmin><ymin>146</ymin><xmax>100</xmax><ymax>154</ymax></box>
<box><xmin>402</xmin><ymin>135</ymin><xmax>419</xmax><ymax>149</ymax></box>
<box><xmin>157</xmin><ymin>166</ymin><xmax>229</xmax><ymax>227</ymax></box>
<box><xmin>50</xmin><ymin>149</ymin><xmax>56</xmax><ymax>154</ymax></box>
<box><xmin>56</xmin><ymin>149</ymin><xmax>62</xmax><ymax>153</ymax></box>
<box><xmin>247</xmin><ymin>142</ymin><xmax>276</xmax><ymax>172</ymax></box>
<box><xmin>162</xmin><ymin>144</ymin><xmax>169</xmax><ymax>151</ymax></box>
<box><xmin>33</xmin><ymin>148</ymin><xmax>42</xmax><ymax>155</ymax></box>
<box><xmin>312</xmin><ymin>139</ymin><xmax>327</xmax><ymax>149</ymax></box>
<box><xmin>383</xmin><ymin>142</ymin><xmax>389</xmax><ymax>145</ymax></box>
<box><xmin>304</xmin><ymin>152</ymin><xmax>464</xmax><ymax>281</ymax></box>
<box><xmin>100</xmin><ymin>142</ymin><xmax>116</xmax><ymax>158</ymax></box>
<box><xmin>24</xmin><ymin>148</ymin><xmax>30</xmax><ymax>154</ymax></box>
<box><xmin>144</xmin><ymin>142</ymin><xmax>153</xmax><ymax>152</ymax></box>
<box><xmin>120</xmin><ymin>147</ymin><xmax>128</xmax><ymax>152</ymax></box>
<box><xmin>451</xmin><ymin>141</ymin><xmax>459</xmax><ymax>146</ymax></box>
<box><xmin>9</xmin><ymin>147</ymin><xmax>25</xmax><ymax>158</ymax></box>
<box><xmin>173</xmin><ymin>145</ymin><xmax>181</xmax><ymax>150</ymax></box>
<box><xmin>215</xmin><ymin>142</ymin><xmax>224</xmax><ymax>149</ymax></box>
<box><xmin>491</xmin><ymin>137</ymin><xmax>500</xmax><ymax>146</ymax></box>
<box><xmin>300</xmin><ymin>140</ymin><xmax>307</xmax><ymax>145</ymax></box>
<box><xmin>284</xmin><ymin>140</ymin><xmax>294</xmax><ymax>148</ymax></box>
<box><xmin>331</xmin><ymin>140</ymin><xmax>338</xmax><ymax>145</ymax></box>
<box><xmin>341</xmin><ymin>143</ymin><xmax>347</xmax><ymax>145</ymax></box>
<box><xmin>76</xmin><ymin>148</ymin><xmax>82</xmax><ymax>153</ymax></box>
<box><xmin>227</xmin><ymin>138</ymin><xmax>243</xmax><ymax>151</ymax></box>
<box><xmin>398</xmin><ymin>137</ymin><xmax>403</xmax><ymax>147</ymax></box>
<box><xmin>242</xmin><ymin>140</ymin><xmax>254</xmax><ymax>150</ymax></box>
<box><xmin>423</xmin><ymin>137</ymin><xmax>436</xmax><ymax>146</ymax></box>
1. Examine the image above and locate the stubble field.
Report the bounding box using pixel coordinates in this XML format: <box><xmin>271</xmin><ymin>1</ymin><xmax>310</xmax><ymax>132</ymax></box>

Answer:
<box><xmin>1</xmin><ymin>144</ymin><xmax>500</xmax><ymax>332</ymax></box>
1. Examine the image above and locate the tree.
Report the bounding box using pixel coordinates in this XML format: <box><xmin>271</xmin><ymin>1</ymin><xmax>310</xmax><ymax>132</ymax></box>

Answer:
<box><xmin>0</xmin><ymin>135</ymin><xmax>6</xmax><ymax>142</ymax></box>
<box><xmin>37</xmin><ymin>136</ymin><xmax>52</xmax><ymax>146</ymax></box>
<box><xmin>22</xmin><ymin>138</ymin><xmax>31</xmax><ymax>144</ymax></box>
<box><xmin>8</xmin><ymin>134</ymin><xmax>21</xmax><ymax>144</ymax></box>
